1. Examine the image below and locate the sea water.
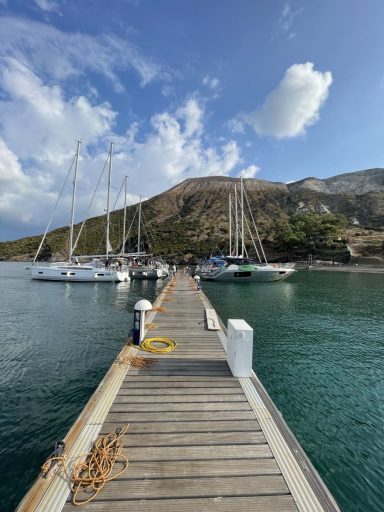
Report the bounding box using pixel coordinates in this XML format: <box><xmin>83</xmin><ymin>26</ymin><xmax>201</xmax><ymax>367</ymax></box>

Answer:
<box><xmin>0</xmin><ymin>262</ymin><xmax>164</xmax><ymax>511</ymax></box>
<box><xmin>203</xmin><ymin>270</ymin><xmax>384</xmax><ymax>512</ymax></box>
<box><xmin>0</xmin><ymin>263</ymin><xmax>383</xmax><ymax>511</ymax></box>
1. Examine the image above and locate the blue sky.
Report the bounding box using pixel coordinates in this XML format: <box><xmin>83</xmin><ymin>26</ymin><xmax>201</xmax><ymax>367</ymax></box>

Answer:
<box><xmin>1</xmin><ymin>0</ymin><xmax>384</xmax><ymax>241</ymax></box>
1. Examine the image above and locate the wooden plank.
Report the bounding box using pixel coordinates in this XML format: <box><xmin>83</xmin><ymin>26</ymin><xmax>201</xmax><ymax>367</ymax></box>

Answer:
<box><xmin>127</xmin><ymin>371</ymin><xmax>233</xmax><ymax>377</ymax></box>
<box><xmin>121</xmin><ymin>376</ymin><xmax>239</xmax><ymax>383</ymax></box>
<box><xmin>110</xmin><ymin>402</ymin><xmax>251</xmax><ymax>412</ymax></box>
<box><xmin>79</xmin><ymin>458</ymin><xmax>280</xmax><ymax>478</ymax></box>
<box><xmin>117</xmin><ymin>386</ymin><xmax>243</xmax><ymax>394</ymax></box>
<box><xmin>140</xmin><ymin>354</ymin><xmax>225</xmax><ymax>360</ymax></box>
<box><xmin>206</xmin><ymin>308</ymin><xmax>220</xmax><ymax>330</ymax></box>
<box><xmin>101</xmin><ymin>420</ymin><xmax>261</xmax><ymax>433</ymax></box>
<box><xmin>116</xmin><ymin>444</ymin><xmax>272</xmax><ymax>461</ymax></box>
<box><xmin>114</xmin><ymin>393</ymin><xmax>247</xmax><ymax>402</ymax></box>
<box><xmin>63</xmin><ymin>495</ymin><xmax>298</xmax><ymax>512</ymax></box>
<box><xmin>121</xmin><ymin>378</ymin><xmax>241</xmax><ymax>389</ymax></box>
<box><xmin>27</xmin><ymin>275</ymin><xmax>317</xmax><ymax>512</ymax></box>
<box><xmin>127</xmin><ymin>360</ymin><xmax>228</xmax><ymax>366</ymax></box>
<box><xmin>105</xmin><ymin>410</ymin><xmax>257</xmax><ymax>422</ymax></box>
<box><xmin>98</xmin><ymin>431</ymin><xmax>266</xmax><ymax>446</ymax></box>
<box><xmin>71</xmin><ymin>475</ymin><xmax>290</xmax><ymax>502</ymax></box>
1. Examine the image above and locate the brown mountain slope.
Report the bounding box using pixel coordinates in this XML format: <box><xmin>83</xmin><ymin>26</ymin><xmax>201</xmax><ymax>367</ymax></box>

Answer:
<box><xmin>1</xmin><ymin>170</ymin><xmax>384</xmax><ymax>262</ymax></box>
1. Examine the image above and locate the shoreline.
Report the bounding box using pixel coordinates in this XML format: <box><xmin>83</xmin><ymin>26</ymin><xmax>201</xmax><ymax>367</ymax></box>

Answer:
<box><xmin>306</xmin><ymin>264</ymin><xmax>384</xmax><ymax>274</ymax></box>
<box><xmin>2</xmin><ymin>259</ymin><xmax>384</xmax><ymax>275</ymax></box>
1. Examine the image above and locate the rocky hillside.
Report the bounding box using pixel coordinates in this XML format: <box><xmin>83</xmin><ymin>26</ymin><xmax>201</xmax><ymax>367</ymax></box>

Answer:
<box><xmin>1</xmin><ymin>169</ymin><xmax>384</xmax><ymax>262</ymax></box>
<box><xmin>289</xmin><ymin>168</ymin><xmax>384</xmax><ymax>195</ymax></box>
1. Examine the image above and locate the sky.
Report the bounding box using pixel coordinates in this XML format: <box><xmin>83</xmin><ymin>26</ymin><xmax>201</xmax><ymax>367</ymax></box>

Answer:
<box><xmin>1</xmin><ymin>0</ymin><xmax>384</xmax><ymax>241</ymax></box>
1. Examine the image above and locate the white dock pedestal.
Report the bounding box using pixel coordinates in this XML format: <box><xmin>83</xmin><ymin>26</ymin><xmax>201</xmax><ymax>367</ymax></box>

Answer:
<box><xmin>227</xmin><ymin>319</ymin><xmax>253</xmax><ymax>377</ymax></box>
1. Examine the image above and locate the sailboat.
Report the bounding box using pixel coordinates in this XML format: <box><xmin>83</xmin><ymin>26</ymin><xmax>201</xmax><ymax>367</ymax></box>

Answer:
<box><xmin>197</xmin><ymin>178</ymin><xmax>295</xmax><ymax>282</ymax></box>
<box><xmin>31</xmin><ymin>142</ymin><xmax>130</xmax><ymax>282</ymax></box>
<box><xmin>118</xmin><ymin>186</ymin><xmax>169</xmax><ymax>279</ymax></box>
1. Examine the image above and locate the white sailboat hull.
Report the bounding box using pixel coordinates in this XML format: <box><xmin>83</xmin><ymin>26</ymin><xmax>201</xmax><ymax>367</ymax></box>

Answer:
<box><xmin>129</xmin><ymin>267</ymin><xmax>169</xmax><ymax>279</ymax></box>
<box><xmin>202</xmin><ymin>265</ymin><xmax>295</xmax><ymax>282</ymax></box>
<box><xmin>31</xmin><ymin>265</ymin><xmax>130</xmax><ymax>282</ymax></box>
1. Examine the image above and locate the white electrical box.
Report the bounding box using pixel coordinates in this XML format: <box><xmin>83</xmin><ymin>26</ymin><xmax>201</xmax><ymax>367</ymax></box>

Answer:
<box><xmin>227</xmin><ymin>319</ymin><xmax>253</xmax><ymax>377</ymax></box>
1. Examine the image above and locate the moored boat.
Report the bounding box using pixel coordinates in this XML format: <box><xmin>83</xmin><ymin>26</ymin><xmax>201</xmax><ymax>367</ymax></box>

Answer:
<box><xmin>200</xmin><ymin>256</ymin><xmax>295</xmax><ymax>282</ymax></box>
<box><xmin>31</xmin><ymin>260</ymin><xmax>129</xmax><ymax>282</ymax></box>
<box><xmin>196</xmin><ymin>178</ymin><xmax>295</xmax><ymax>283</ymax></box>
<box><xmin>120</xmin><ymin>195</ymin><xmax>169</xmax><ymax>279</ymax></box>
<box><xmin>128</xmin><ymin>261</ymin><xmax>168</xmax><ymax>279</ymax></box>
<box><xmin>31</xmin><ymin>141</ymin><xmax>130</xmax><ymax>283</ymax></box>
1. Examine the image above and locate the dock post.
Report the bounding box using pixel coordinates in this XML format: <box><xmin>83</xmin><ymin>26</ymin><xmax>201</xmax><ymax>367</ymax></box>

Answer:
<box><xmin>132</xmin><ymin>299</ymin><xmax>152</xmax><ymax>345</ymax></box>
<box><xmin>227</xmin><ymin>319</ymin><xmax>253</xmax><ymax>377</ymax></box>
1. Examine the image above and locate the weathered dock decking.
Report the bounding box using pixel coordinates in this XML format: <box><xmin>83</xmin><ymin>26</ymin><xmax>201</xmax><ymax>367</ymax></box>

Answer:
<box><xmin>18</xmin><ymin>274</ymin><xmax>340</xmax><ymax>511</ymax></box>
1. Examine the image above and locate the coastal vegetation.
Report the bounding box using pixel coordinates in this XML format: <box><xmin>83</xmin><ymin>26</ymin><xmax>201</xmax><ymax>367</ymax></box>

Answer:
<box><xmin>1</xmin><ymin>170</ymin><xmax>384</xmax><ymax>263</ymax></box>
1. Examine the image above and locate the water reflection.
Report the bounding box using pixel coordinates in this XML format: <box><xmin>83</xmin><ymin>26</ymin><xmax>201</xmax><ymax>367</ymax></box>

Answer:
<box><xmin>0</xmin><ymin>263</ymin><xmax>169</xmax><ymax>512</ymax></box>
<box><xmin>203</xmin><ymin>271</ymin><xmax>384</xmax><ymax>512</ymax></box>
<box><xmin>114</xmin><ymin>281</ymin><xmax>131</xmax><ymax>308</ymax></box>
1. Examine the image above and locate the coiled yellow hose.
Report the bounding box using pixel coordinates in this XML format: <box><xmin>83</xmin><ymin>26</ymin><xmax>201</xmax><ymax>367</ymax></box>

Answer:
<box><xmin>140</xmin><ymin>337</ymin><xmax>176</xmax><ymax>353</ymax></box>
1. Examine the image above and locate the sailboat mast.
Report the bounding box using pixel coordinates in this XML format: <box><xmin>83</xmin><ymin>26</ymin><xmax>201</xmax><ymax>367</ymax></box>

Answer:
<box><xmin>69</xmin><ymin>140</ymin><xmax>81</xmax><ymax>263</ymax></box>
<box><xmin>137</xmin><ymin>196</ymin><xmax>142</xmax><ymax>254</ymax></box>
<box><xmin>122</xmin><ymin>176</ymin><xmax>128</xmax><ymax>254</ymax></box>
<box><xmin>234</xmin><ymin>183</ymin><xmax>239</xmax><ymax>257</ymax></box>
<box><xmin>241</xmin><ymin>177</ymin><xmax>244</xmax><ymax>258</ymax></box>
<box><xmin>229</xmin><ymin>193</ymin><xmax>232</xmax><ymax>256</ymax></box>
<box><xmin>106</xmin><ymin>141</ymin><xmax>113</xmax><ymax>258</ymax></box>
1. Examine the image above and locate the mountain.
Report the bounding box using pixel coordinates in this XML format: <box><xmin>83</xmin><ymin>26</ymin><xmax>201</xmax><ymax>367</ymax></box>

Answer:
<box><xmin>288</xmin><ymin>168</ymin><xmax>384</xmax><ymax>195</ymax></box>
<box><xmin>1</xmin><ymin>168</ymin><xmax>384</xmax><ymax>262</ymax></box>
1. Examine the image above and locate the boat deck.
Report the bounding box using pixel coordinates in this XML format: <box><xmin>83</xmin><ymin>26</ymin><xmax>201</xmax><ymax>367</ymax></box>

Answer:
<box><xmin>18</xmin><ymin>274</ymin><xmax>339</xmax><ymax>512</ymax></box>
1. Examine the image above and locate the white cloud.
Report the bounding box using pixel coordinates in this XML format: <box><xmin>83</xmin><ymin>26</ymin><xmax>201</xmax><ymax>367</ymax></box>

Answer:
<box><xmin>0</xmin><ymin>92</ymin><xmax>243</xmax><ymax>238</ymax></box>
<box><xmin>34</xmin><ymin>0</ymin><xmax>61</xmax><ymax>14</ymax></box>
<box><xmin>279</xmin><ymin>2</ymin><xmax>303</xmax><ymax>36</ymax></box>
<box><xmin>244</xmin><ymin>62</ymin><xmax>332</xmax><ymax>139</ymax></box>
<box><xmin>0</xmin><ymin>138</ymin><xmax>57</xmax><ymax>236</ymax></box>
<box><xmin>237</xmin><ymin>165</ymin><xmax>260</xmax><ymax>179</ymax></box>
<box><xmin>203</xmin><ymin>76</ymin><xmax>220</xmax><ymax>90</ymax></box>
<box><xmin>0</xmin><ymin>18</ymin><xmax>245</xmax><ymax>240</ymax></box>
<box><xmin>0</xmin><ymin>58</ymin><xmax>116</xmax><ymax>163</ymax></box>
<box><xmin>0</xmin><ymin>55</ymin><xmax>120</xmax><ymax>238</ymax></box>
<box><xmin>228</xmin><ymin>118</ymin><xmax>245</xmax><ymax>134</ymax></box>
<box><xmin>121</xmin><ymin>102</ymin><xmax>241</xmax><ymax>194</ymax></box>
<box><xmin>176</xmin><ymin>97</ymin><xmax>203</xmax><ymax>137</ymax></box>
<box><xmin>161</xmin><ymin>84</ymin><xmax>175</xmax><ymax>98</ymax></box>
<box><xmin>0</xmin><ymin>16</ymin><xmax>170</xmax><ymax>90</ymax></box>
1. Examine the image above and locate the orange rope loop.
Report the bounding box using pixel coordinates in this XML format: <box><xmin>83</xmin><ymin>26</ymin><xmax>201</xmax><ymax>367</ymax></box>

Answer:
<box><xmin>41</xmin><ymin>425</ymin><xmax>129</xmax><ymax>506</ymax></box>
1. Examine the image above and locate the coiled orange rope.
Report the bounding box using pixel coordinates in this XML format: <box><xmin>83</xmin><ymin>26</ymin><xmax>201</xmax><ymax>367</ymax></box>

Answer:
<box><xmin>41</xmin><ymin>425</ymin><xmax>129</xmax><ymax>506</ymax></box>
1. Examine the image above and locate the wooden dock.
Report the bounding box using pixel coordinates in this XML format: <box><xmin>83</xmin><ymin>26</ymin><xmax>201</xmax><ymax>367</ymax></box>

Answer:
<box><xmin>18</xmin><ymin>274</ymin><xmax>340</xmax><ymax>511</ymax></box>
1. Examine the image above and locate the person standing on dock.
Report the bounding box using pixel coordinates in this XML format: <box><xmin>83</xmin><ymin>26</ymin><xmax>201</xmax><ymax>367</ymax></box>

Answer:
<box><xmin>172</xmin><ymin>264</ymin><xmax>177</xmax><ymax>277</ymax></box>
<box><xmin>194</xmin><ymin>274</ymin><xmax>201</xmax><ymax>290</ymax></box>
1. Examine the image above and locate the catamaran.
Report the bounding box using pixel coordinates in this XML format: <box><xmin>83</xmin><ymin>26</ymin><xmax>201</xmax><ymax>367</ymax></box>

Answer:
<box><xmin>31</xmin><ymin>141</ymin><xmax>130</xmax><ymax>282</ymax></box>
<box><xmin>197</xmin><ymin>178</ymin><xmax>295</xmax><ymax>282</ymax></box>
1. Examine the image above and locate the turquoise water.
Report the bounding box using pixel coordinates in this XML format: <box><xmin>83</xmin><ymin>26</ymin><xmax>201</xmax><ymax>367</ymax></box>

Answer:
<box><xmin>1</xmin><ymin>263</ymin><xmax>383</xmax><ymax>511</ymax></box>
<box><xmin>0</xmin><ymin>262</ymin><xmax>165</xmax><ymax>511</ymax></box>
<box><xmin>202</xmin><ymin>271</ymin><xmax>384</xmax><ymax>512</ymax></box>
